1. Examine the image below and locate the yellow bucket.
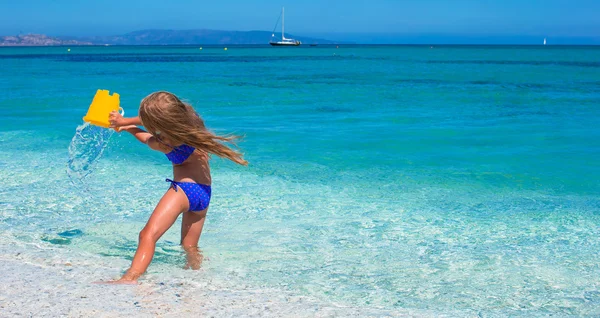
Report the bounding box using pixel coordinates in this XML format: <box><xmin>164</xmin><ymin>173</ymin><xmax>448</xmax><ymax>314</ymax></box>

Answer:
<box><xmin>82</xmin><ymin>89</ymin><xmax>124</xmax><ymax>128</ymax></box>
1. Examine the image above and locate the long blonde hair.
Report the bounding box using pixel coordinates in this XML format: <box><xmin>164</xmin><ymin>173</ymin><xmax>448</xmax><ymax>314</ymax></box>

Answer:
<box><xmin>139</xmin><ymin>91</ymin><xmax>248</xmax><ymax>166</ymax></box>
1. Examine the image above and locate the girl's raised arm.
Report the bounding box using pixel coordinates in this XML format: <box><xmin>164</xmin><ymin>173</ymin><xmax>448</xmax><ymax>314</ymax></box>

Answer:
<box><xmin>119</xmin><ymin>126</ymin><xmax>171</xmax><ymax>153</ymax></box>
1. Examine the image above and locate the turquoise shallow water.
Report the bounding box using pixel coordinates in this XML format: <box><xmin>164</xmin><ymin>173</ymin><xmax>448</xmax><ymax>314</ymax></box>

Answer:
<box><xmin>1</xmin><ymin>45</ymin><xmax>600</xmax><ymax>315</ymax></box>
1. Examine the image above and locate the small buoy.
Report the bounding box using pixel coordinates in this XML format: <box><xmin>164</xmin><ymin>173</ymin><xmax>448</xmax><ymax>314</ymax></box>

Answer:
<box><xmin>67</xmin><ymin>48</ymin><xmax>71</xmax><ymax>52</ymax></box>
<box><xmin>224</xmin><ymin>47</ymin><xmax>228</xmax><ymax>51</ymax></box>
<box><xmin>199</xmin><ymin>47</ymin><xmax>203</xmax><ymax>50</ymax></box>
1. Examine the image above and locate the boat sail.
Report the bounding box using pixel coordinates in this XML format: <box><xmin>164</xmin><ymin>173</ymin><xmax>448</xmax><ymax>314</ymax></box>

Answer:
<box><xmin>269</xmin><ymin>7</ymin><xmax>301</xmax><ymax>46</ymax></box>
<box><xmin>543</xmin><ymin>38</ymin><xmax>547</xmax><ymax>45</ymax></box>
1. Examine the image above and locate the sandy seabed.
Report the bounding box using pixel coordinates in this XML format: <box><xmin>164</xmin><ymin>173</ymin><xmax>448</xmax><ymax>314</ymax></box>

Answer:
<box><xmin>0</xmin><ymin>243</ymin><xmax>413</xmax><ymax>318</ymax></box>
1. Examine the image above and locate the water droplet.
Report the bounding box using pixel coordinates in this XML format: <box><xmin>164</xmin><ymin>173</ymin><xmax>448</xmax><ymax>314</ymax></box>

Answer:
<box><xmin>66</xmin><ymin>122</ymin><xmax>114</xmax><ymax>185</ymax></box>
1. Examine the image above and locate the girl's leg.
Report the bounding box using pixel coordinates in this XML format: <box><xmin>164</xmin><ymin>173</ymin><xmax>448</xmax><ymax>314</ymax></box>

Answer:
<box><xmin>117</xmin><ymin>187</ymin><xmax>190</xmax><ymax>283</ymax></box>
<box><xmin>181</xmin><ymin>208</ymin><xmax>208</xmax><ymax>270</ymax></box>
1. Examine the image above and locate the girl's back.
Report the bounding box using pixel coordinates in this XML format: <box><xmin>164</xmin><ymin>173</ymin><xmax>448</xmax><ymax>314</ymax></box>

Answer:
<box><xmin>171</xmin><ymin>150</ymin><xmax>211</xmax><ymax>185</ymax></box>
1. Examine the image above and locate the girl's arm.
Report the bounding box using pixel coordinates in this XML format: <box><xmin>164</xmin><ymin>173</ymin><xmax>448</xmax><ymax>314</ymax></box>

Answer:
<box><xmin>119</xmin><ymin>125</ymin><xmax>171</xmax><ymax>153</ymax></box>
<box><xmin>109</xmin><ymin>111</ymin><xmax>142</xmax><ymax>128</ymax></box>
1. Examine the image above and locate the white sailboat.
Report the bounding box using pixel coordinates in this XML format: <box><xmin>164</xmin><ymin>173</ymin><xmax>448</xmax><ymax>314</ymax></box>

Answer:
<box><xmin>543</xmin><ymin>38</ymin><xmax>547</xmax><ymax>45</ymax></box>
<box><xmin>269</xmin><ymin>7</ymin><xmax>301</xmax><ymax>46</ymax></box>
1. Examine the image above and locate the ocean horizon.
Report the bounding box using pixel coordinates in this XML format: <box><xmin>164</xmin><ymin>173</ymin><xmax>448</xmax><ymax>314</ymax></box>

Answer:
<box><xmin>2</xmin><ymin>43</ymin><xmax>600</xmax><ymax>47</ymax></box>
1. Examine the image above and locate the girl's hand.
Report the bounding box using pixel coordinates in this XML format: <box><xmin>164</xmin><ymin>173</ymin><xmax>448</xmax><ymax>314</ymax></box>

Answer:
<box><xmin>109</xmin><ymin>111</ymin><xmax>127</xmax><ymax>128</ymax></box>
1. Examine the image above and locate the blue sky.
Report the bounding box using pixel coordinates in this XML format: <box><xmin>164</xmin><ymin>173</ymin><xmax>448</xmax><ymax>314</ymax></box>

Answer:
<box><xmin>1</xmin><ymin>0</ymin><xmax>599</xmax><ymax>43</ymax></box>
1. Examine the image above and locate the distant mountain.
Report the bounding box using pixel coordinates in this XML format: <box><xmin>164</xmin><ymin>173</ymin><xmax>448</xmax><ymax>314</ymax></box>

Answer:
<box><xmin>0</xmin><ymin>34</ymin><xmax>91</xmax><ymax>46</ymax></box>
<box><xmin>0</xmin><ymin>29</ymin><xmax>343</xmax><ymax>46</ymax></box>
<box><xmin>76</xmin><ymin>29</ymin><xmax>340</xmax><ymax>45</ymax></box>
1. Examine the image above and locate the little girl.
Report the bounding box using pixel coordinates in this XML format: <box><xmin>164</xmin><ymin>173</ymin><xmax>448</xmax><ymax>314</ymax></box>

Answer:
<box><xmin>105</xmin><ymin>91</ymin><xmax>247</xmax><ymax>284</ymax></box>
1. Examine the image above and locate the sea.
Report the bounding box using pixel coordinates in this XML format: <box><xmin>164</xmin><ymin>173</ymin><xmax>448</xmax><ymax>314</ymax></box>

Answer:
<box><xmin>0</xmin><ymin>45</ymin><xmax>599</xmax><ymax>316</ymax></box>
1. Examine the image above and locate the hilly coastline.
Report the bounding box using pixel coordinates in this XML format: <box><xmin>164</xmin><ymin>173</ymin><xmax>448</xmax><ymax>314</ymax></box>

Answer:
<box><xmin>0</xmin><ymin>34</ymin><xmax>92</xmax><ymax>46</ymax></box>
<box><xmin>1</xmin><ymin>29</ymin><xmax>339</xmax><ymax>46</ymax></box>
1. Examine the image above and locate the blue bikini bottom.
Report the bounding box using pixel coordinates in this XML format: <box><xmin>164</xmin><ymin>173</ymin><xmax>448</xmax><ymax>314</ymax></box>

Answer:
<box><xmin>166</xmin><ymin>179</ymin><xmax>211</xmax><ymax>212</ymax></box>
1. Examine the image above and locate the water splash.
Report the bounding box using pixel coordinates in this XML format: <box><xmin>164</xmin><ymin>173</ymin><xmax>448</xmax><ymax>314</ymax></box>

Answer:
<box><xmin>67</xmin><ymin>122</ymin><xmax>114</xmax><ymax>185</ymax></box>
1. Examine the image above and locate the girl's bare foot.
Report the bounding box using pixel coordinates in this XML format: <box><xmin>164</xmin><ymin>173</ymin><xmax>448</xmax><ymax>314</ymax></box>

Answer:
<box><xmin>183</xmin><ymin>246</ymin><xmax>204</xmax><ymax>270</ymax></box>
<box><xmin>94</xmin><ymin>279</ymin><xmax>138</xmax><ymax>285</ymax></box>
<box><xmin>93</xmin><ymin>269</ymin><xmax>142</xmax><ymax>284</ymax></box>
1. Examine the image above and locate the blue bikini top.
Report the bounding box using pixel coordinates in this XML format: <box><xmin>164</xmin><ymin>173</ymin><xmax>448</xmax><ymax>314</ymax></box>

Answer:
<box><xmin>165</xmin><ymin>144</ymin><xmax>196</xmax><ymax>164</ymax></box>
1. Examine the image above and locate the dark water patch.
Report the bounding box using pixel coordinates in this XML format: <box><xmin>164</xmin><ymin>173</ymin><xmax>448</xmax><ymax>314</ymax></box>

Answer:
<box><xmin>273</xmin><ymin>73</ymin><xmax>376</xmax><ymax>86</ymax></box>
<box><xmin>469</xmin><ymin>80</ymin><xmax>500</xmax><ymax>85</ymax></box>
<box><xmin>0</xmin><ymin>53</ymin><xmax>361</xmax><ymax>63</ymax></box>
<box><xmin>20</xmin><ymin>69</ymin><xmax>134</xmax><ymax>77</ymax></box>
<box><xmin>40</xmin><ymin>228</ymin><xmax>84</xmax><ymax>245</ymax></box>
<box><xmin>394</xmin><ymin>79</ymin><xmax>447</xmax><ymax>85</ymax></box>
<box><xmin>278</xmin><ymin>73</ymin><xmax>345</xmax><ymax>81</ymax></box>
<box><xmin>578</xmin><ymin>81</ymin><xmax>600</xmax><ymax>89</ymax></box>
<box><xmin>58</xmin><ymin>229</ymin><xmax>84</xmax><ymax>238</ymax></box>
<box><xmin>394</xmin><ymin>78</ymin><xmax>506</xmax><ymax>88</ymax></box>
<box><xmin>41</xmin><ymin>235</ymin><xmax>71</xmax><ymax>245</ymax></box>
<box><xmin>426</xmin><ymin>60</ymin><xmax>600</xmax><ymax>68</ymax></box>
<box><xmin>497</xmin><ymin>110</ymin><xmax>555</xmax><ymax>118</ymax></box>
<box><xmin>231</xmin><ymin>73</ymin><xmax>366</xmax><ymax>86</ymax></box>
<box><xmin>503</xmin><ymin>81</ymin><xmax>600</xmax><ymax>92</ymax></box>
<box><xmin>391</xmin><ymin>78</ymin><xmax>600</xmax><ymax>92</ymax></box>
<box><xmin>511</xmin><ymin>83</ymin><xmax>552</xmax><ymax>89</ymax></box>
<box><xmin>584</xmin><ymin>291</ymin><xmax>600</xmax><ymax>302</ymax></box>
<box><xmin>315</xmin><ymin>106</ymin><xmax>354</xmax><ymax>113</ymax></box>
<box><xmin>393</xmin><ymin>78</ymin><xmax>550</xmax><ymax>88</ymax></box>
<box><xmin>300</xmin><ymin>79</ymin><xmax>358</xmax><ymax>85</ymax></box>
<box><xmin>228</xmin><ymin>81</ymin><xmax>291</xmax><ymax>89</ymax></box>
